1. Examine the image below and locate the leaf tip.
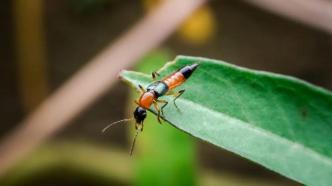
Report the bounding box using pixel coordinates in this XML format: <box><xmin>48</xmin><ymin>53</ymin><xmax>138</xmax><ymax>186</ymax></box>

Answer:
<box><xmin>118</xmin><ymin>69</ymin><xmax>129</xmax><ymax>79</ymax></box>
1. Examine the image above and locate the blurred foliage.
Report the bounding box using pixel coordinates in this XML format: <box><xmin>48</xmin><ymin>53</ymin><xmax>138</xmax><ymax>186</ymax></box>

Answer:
<box><xmin>177</xmin><ymin>6</ymin><xmax>216</xmax><ymax>45</ymax></box>
<box><xmin>0</xmin><ymin>142</ymin><xmax>131</xmax><ymax>186</ymax></box>
<box><xmin>131</xmin><ymin>50</ymin><xmax>197</xmax><ymax>186</ymax></box>
<box><xmin>13</xmin><ymin>0</ymin><xmax>49</xmax><ymax>111</ymax></box>
<box><xmin>0</xmin><ymin>141</ymin><xmax>284</xmax><ymax>186</ymax></box>
<box><xmin>142</xmin><ymin>0</ymin><xmax>215</xmax><ymax>45</ymax></box>
<box><xmin>68</xmin><ymin>0</ymin><xmax>120</xmax><ymax>14</ymax></box>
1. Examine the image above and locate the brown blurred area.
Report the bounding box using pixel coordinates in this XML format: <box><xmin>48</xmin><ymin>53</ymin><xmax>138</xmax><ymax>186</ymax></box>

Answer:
<box><xmin>1</xmin><ymin>0</ymin><xmax>331</xmax><ymax>185</ymax></box>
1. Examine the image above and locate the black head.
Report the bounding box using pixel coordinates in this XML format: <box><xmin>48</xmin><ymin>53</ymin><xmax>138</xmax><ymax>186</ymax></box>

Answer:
<box><xmin>134</xmin><ymin>106</ymin><xmax>147</xmax><ymax>124</ymax></box>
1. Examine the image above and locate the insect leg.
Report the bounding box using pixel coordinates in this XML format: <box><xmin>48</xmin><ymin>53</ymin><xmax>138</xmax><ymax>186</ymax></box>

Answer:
<box><xmin>130</xmin><ymin>129</ymin><xmax>140</xmax><ymax>156</ymax></box>
<box><xmin>135</xmin><ymin>121</ymin><xmax>144</xmax><ymax>132</ymax></box>
<box><xmin>153</xmin><ymin>101</ymin><xmax>163</xmax><ymax>124</ymax></box>
<box><xmin>151</xmin><ymin>71</ymin><xmax>160</xmax><ymax>81</ymax></box>
<box><xmin>138</xmin><ymin>84</ymin><xmax>146</xmax><ymax>93</ymax></box>
<box><xmin>156</xmin><ymin>99</ymin><xmax>168</xmax><ymax>116</ymax></box>
<box><xmin>172</xmin><ymin>89</ymin><xmax>185</xmax><ymax>111</ymax></box>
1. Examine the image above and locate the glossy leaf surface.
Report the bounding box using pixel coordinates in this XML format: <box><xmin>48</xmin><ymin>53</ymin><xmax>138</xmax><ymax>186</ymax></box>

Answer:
<box><xmin>121</xmin><ymin>56</ymin><xmax>332</xmax><ymax>186</ymax></box>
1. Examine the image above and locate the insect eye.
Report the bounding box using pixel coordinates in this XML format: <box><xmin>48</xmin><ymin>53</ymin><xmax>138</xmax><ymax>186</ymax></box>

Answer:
<box><xmin>142</xmin><ymin>110</ymin><xmax>147</xmax><ymax>117</ymax></box>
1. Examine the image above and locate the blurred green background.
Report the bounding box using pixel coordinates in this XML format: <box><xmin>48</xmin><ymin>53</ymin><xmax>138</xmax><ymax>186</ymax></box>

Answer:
<box><xmin>1</xmin><ymin>0</ymin><xmax>331</xmax><ymax>185</ymax></box>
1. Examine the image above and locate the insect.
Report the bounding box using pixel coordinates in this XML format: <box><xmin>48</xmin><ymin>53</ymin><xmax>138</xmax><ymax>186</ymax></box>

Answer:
<box><xmin>102</xmin><ymin>63</ymin><xmax>199</xmax><ymax>155</ymax></box>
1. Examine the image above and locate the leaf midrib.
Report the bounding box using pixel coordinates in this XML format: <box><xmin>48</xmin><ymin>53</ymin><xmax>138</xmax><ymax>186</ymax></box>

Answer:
<box><xmin>175</xmin><ymin>96</ymin><xmax>332</xmax><ymax>166</ymax></box>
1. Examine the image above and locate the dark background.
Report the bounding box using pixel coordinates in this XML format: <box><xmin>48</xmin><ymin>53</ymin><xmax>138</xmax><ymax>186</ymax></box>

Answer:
<box><xmin>1</xmin><ymin>0</ymin><xmax>331</xmax><ymax>185</ymax></box>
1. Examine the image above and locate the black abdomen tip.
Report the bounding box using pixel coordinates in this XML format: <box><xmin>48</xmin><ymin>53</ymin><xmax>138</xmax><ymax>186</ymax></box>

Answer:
<box><xmin>189</xmin><ymin>63</ymin><xmax>199</xmax><ymax>71</ymax></box>
<box><xmin>180</xmin><ymin>63</ymin><xmax>200</xmax><ymax>78</ymax></box>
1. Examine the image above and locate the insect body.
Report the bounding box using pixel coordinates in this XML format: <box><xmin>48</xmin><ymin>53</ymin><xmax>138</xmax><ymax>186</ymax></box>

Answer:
<box><xmin>135</xmin><ymin>63</ymin><xmax>199</xmax><ymax>128</ymax></box>
<box><xmin>103</xmin><ymin>63</ymin><xmax>199</xmax><ymax>155</ymax></box>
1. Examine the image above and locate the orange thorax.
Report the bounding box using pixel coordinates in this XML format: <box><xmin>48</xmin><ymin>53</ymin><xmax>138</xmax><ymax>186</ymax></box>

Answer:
<box><xmin>138</xmin><ymin>92</ymin><xmax>155</xmax><ymax>109</ymax></box>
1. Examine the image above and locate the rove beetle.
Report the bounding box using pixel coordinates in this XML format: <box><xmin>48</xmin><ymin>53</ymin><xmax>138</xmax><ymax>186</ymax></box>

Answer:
<box><xmin>102</xmin><ymin>63</ymin><xmax>199</xmax><ymax>155</ymax></box>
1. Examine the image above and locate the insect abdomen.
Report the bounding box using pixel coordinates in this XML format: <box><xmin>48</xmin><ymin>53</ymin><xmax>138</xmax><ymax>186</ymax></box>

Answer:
<box><xmin>162</xmin><ymin>63</ymin><xmax>199</xmax><ymax>90</ymax></box>
<box><xmin>162</xmin><ymin>72</ymin><xmax>185</xmax><ymax>90</ymax></box>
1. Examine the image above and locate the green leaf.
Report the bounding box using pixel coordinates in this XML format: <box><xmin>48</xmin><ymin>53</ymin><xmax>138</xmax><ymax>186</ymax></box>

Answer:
<box><xmin>120</xmin><ymin>55</ymin><xmax>332</xmax><ymax>186</ymax></box>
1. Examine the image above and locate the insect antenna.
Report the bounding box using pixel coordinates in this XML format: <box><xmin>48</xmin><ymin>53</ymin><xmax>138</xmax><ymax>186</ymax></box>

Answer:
<box><xmin>102</xmin><ymin>118</ymin><xmax>133</xmax><ymax>133</ymax></box>
<box><xmin>130</xmin><ymin>130</ymin><xmax>140</xmax><ymax>156</ymax></box>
